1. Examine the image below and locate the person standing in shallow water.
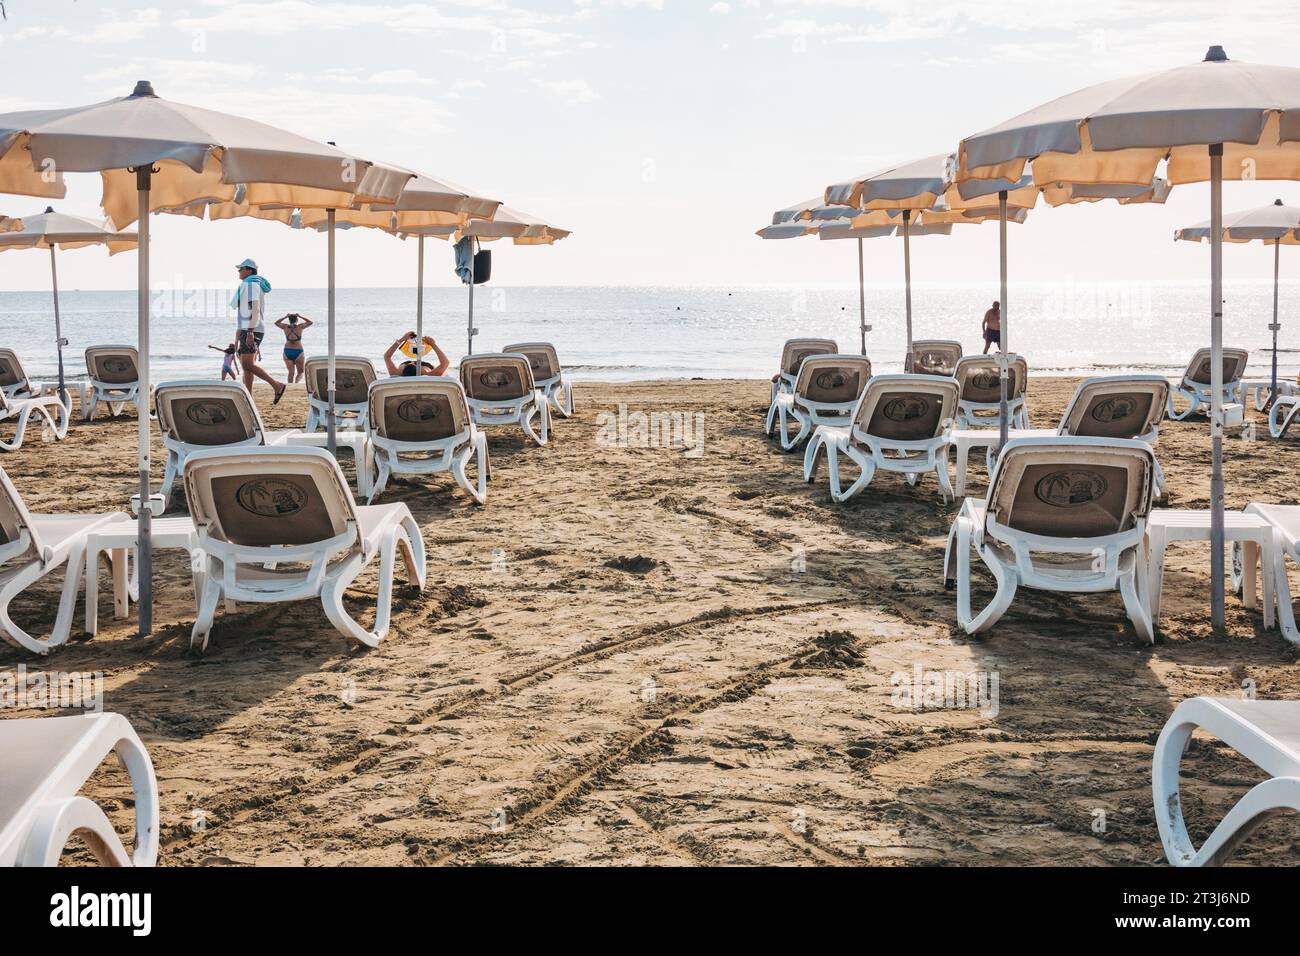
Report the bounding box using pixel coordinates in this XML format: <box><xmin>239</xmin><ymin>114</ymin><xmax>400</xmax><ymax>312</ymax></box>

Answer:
<box><xmin>981</xmin><ymin>300</ymin><xmax>1001</xmax><ymax>354</ymax></box>
<box><xmin>232</xmin><ymin>257</ymin><xmax>286</xmax><ymax>403</ymax></box>
<box><xmin>276</xmin><ymin>312</ymin><xmax>312</xmax><ymax>384</ymax></box>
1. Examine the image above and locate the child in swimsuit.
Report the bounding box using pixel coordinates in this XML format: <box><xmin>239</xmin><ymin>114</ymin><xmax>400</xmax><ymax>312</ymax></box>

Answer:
<box><xmin>220</xmin><ymin>343</ymin><xmax>237</xmax><ymax>381</ymax></box>
<box><xmin>275</xmin><ymin>313</ymin><xmax>312</xmax><ymax>384</ymax></box>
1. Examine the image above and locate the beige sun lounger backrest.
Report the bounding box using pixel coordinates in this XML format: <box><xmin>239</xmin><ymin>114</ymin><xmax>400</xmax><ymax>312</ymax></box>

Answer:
<box><xmin>183</xmin><ymin>447</ymin><xmax>357</xmax><ymax>549</ymax></box>
<box><xmin>792</xmin><ymin>355</ymin><xmax>872</xmax><ymax>405</ymax></box>
<box><xmin>988</xmin><ymin>438</ymin><xmax>1153</xmax><ymax>539</ymax></box>
<box><xmin>155</xmin><ymin>381</ymin><xmax>264</xmax><ymax>447</ymax></box>
<box><xmin>852</xmin><ymin>374</ymin><xmax>960</xmax><ymax>441</ymax></box>
<box><xmin>1183</xmin><ymin>347</ymin><xmax>1249</xmax><ymax>386</ymax></box>
<box><xmin>305</xmin><ymin>356</ymin><xmax>376</xmax><ymax>405</ymax></box>
<box><xmin>369</xmin><ymin>378</ymin><xmax>473</xmax><ymax>443</ymax></box>
<box><xmin>503</xmin><ymin>342</ymin><xmax>562</xmax><ymax>383</ymax></box>
<box><xmin>955</xmin><ymin>354</ymin><xmax>1028</xmax><ymax>404</ymax></box>
<box><xmin>84</xmin><ymin>345</ymin><xmax>139</xmax><ymax>385</ymax></box>
<box><xmin>459</xmin><ymin>353</ymin><xmax>536</xmax><ymax>403</ymax></box>
<box><xmin>0</xmin><ymin>349</ymin><xmax>31</xmax><ymax>392</ymax></box>
<box><xmin>907</xmin><ymin>340</ymin><xmax>963</xmax><ymax>376</ymax></box>
<box><xmin>1059</xmin><ymin>376</ymin><xmax>1169</xmax><ymax>440</ymax></box>
<box><xmin>780</xmin><ymin>338</ymin><xmax>838</xmax><ymax>377</ymax></box>
<box><xmin>0</xmin><ymin>466</ymin><xmax>41</xmax><ymax>563</ymax></box>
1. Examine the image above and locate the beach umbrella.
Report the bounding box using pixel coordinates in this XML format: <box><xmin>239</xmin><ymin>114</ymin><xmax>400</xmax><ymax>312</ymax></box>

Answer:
<box><xmin>0</xmin><ymin>215</ymin><xmax>20</xmax><ymax>232</ymax></box>
<box><xmin>825</xmin><ymin>154</ymin><xmax>1038</xmax><ymax>372</ymax></box>
<box><xmin>757</xmin><ymin>216</ymin><xmax>894</xmax><ymax>353</ymax></box>
<box><xmin>0</xmin><ymin>207</ymin><xmax>137</xmax><ymax>402</ymax></box>
<box><xmin>0</xmin><ymin>79</ymin><xmax>403</xmax><ymax>633</ymax></box>
<box><xmin>954</xmin><ymin>45</ymin><xmax>1300</xmax><ymax>631</ymax></box>
<box><xmin>295</xmin><ymin>170</ymin><xmax>502</xmax><ymax>368</ymax></box>
<box><xmin>401</xmin><ymin>205</ymin><xmax>571</xmax><ymax>355</ymax></box>
<box><xmin>1176</xmin><ymin>199</ymin><xmax>1300</xmax><ymax>409</ymax></box>
<box><xmin>765</xmin><ymin>198</ymin><xmax>900</xmax><ymax>353</ymax></box>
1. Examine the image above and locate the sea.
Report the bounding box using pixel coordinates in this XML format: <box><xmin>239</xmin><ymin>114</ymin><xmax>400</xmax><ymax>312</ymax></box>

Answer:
<box><xmin>1</xmin><ymin>281</ymin><xmax>1297</xmax><ymax>384</ymax></box>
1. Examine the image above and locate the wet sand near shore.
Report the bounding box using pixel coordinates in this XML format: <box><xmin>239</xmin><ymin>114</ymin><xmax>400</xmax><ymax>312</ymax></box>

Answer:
<box><xmin>3</xmin><ymin>376</ymin><xmax>1299</xmax><ymax>866</ymax></box>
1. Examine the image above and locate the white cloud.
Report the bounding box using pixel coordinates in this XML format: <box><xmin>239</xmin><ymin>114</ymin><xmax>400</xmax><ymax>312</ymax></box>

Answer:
<box><xmin>74</xmin><ymin>7</ymin><xmax>161</xmax><ymax>45</ymax></box>
<box><xmin>710</xmin><ymin>2</ymin><xmax>731</xmax><ymax>12</ymax></box>
<box><xmin>536</xmin><ymin>78</ymin><xmax>600</xmax><ymax>104</ymax></box>
<box><xmin>367</xmin><ymin>69</ymin><xmax>438</xmax><ymax>86</ymax></box>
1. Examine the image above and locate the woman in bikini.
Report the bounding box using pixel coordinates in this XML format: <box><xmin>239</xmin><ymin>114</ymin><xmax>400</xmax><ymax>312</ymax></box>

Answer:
<box><xmin>276</xmin><ymin>313</ymin><xmax>313</xmax><ymax>384</ymax></box>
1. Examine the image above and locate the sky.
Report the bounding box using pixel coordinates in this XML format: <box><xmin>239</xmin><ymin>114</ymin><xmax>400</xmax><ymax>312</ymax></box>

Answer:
<box><xmin>0</xmin><ymin>0</ymin><xmax>1298</xmax><ymax>293</ymax></box>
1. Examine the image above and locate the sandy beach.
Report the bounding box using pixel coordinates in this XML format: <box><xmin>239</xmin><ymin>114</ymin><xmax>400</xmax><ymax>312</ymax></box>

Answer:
<box><xmin>3</xmin><ymin>375</ymin><xmax>1299</xmax><ymax>866</ymax></box>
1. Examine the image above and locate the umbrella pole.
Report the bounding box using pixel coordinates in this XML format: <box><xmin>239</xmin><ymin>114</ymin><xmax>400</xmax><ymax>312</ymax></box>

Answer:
<box><xmin>49</xmin><ymin>245</ymin><xmax>67</xmax><ymax>407</ymax></box>
<box><xmin>327</xmin><ymin>208</ymin><xmax>337</xmax><ymax>457</ymax></box>
<box><xmin>902</xmin><ymin>210</ymin><xmax>914</xmax><ymax>360</ymax></box>
<box><xmin>1271</xmin><ymin>240</ymin><xmax>1281</xmax><ymax>407</ymax></box>
<box><xmin>997</xmin><ymin>190</ymin><xmax>1009</xmax><ymax>452</ymax></box>
<box><xmin>467</xmin><ymin>240</ymin><xmax>476</xmax><ymax>356</ymax></box>
<box><xmin>1209</xmin><ymin>144</ymin><xmax>1226</xmax><ymax>632</ymax></box>
<box><xmin>857</xmin><ymin>237</ymin><xmax>866</xmax><ymax>354</ymax></box>
<box><xmin>134</xmin><ymin>166</ymin><xmax>153</xmax><ymax>635</ymax></box>
<box><xmin>416</xmin><ymin>233</ymin><xmax>425</xmax><ymax>355</ymax></box>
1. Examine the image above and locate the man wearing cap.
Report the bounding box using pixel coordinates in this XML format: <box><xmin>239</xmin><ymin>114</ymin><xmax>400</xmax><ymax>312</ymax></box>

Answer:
<box><xmin>233</xmin><ymin>258</ymin><xmax>286</xmax><ymax>403</ymax></box>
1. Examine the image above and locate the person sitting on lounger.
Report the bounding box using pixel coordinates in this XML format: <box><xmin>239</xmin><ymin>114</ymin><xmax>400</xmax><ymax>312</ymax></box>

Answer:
<box><xmin>384</xmin><ymin>332</ymin><xmax>449</xmax><ymax>377</ymax></box>
<box><xmin>275</xmin><ymin>313</ymin><xmax>312</xmax><ymax>384</ymax></box>
<box><xmin>981</xmin><ymin>301</ymin><xmax>1001</xmax><ymax>354</ymax></box>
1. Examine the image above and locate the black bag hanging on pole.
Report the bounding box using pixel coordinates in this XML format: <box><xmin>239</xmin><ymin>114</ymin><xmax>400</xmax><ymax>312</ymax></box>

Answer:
<box><xmin>473</xmin><ymin>248</ymin><xmax>492</xmax><ymax>284</ymax></box>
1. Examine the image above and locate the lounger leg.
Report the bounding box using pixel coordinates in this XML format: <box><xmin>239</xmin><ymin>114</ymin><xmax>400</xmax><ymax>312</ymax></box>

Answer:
<box><xmin>934</xmin><ymin>455</ymin><xmax>954</xmax><ymax>503</ymax></box>
<box><xmin>1241</xmin><ymin>541</ymin><xmax>1258</xmax><ymax>611</ymax></box>
<box><xmin>953</xmin><ymin>516</ymin><xmax>1018</xmax><ymax>633</ymax></box>
<box><xmin>764</xmin><ymin>396</ymin><xmax>779</xmax><ymax>435</ymax></box>
<box><xmin>1153</xmin><ymin>701</ymin><xmax>1300</xmax><ymax>866</ymax></box>
<box><xmin>321</xmin><ymin>557</ymin><xmax>383</xmax><ymax>648</ymax></box>
<box><xmin>1167</xmin><ymin>387</ymin><xmax>1196</xmax><ymax>422</ymax></box>
<box><xmin>0</xmin><ymin>404</ymin><xmax>34</xmax><ymax>451</ymax></box>
<box><xmin>1269</xmin><ymin>537</ymin><xmax>1300</xmax><ymax>644</ymax></box>
<box><xmin>159</xmin><ymin>454</ymin><xmax>179</xmax><ymax>508</ymax></box>
<box><xmin>1118</xmin><ymin>551</ymin><xmax>1154</xmax><ymax>644</ymax></box>
<box><xmin>367</xmin><ymin>455</ymin><xmax>391</xmax><ymax>505</ymax></box>
<box><xmin>802</xmin><ymin>430</ymin><xmax>825</xmax><ymax>483</ymax></box>
<box><xmin>831</xmin><ymin>446</ymin><xmax>875</xmax><ymax>504</ymax></box>
<box><xmin>190</xmin><ymin>566</ymin><xmax>223</xmax><ymax>652</ymax></box>
<box><xmin>18</xmin><ymin>796</ymin><xmax>132</xmax><ymax>867</ymax></box>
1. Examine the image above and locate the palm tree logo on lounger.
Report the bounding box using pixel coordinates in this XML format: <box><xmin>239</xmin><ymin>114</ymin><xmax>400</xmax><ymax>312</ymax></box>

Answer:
<box><xmin>1034</xmin><ymin>470</ymin><xmax>1108</xmax><ymax>508</ymax></box>
<box><xmin>184</xmin><ymin>402</ymin><xmax>231</xmax><ymax>427</ymax></box>
<box><xmin>1090</xmin><ymin>397</ymin><xmax>1137</xmax><ymax>424</ymax></box>
<box><xmin>235</xmin><ymin>478</ymin><xmax>307</xmax><ymax>517</ymax></box>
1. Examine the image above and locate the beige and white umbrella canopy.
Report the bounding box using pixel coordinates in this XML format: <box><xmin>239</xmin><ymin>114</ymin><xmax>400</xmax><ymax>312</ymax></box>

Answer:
<box><xmin>0</xmin><ymin>81</ymin><xmax>407</xmax><ymax>226</ymax></box>
<box><xmin>0</xmin><ymin>80</ymin><xmax>412</xmax><ymax>634</ymax></box>
<box><xmin>954</xmin><ymin>45</ymin><xmax>1300</xmax><ymax>632</ymax></box>
<box><xmin>0</xmin><ymin>207</ymin><xmax>139</xmax><ymax>401</ymax></box>
<box><xmin>1177</xmin><ymin>199</ymin><xmax>1300</xmax><ymax>406</ymax></box>
<box><xmin>400</xmin><ymin>205</ymin><xmax>572</xmax><ymax>353</ymax></box>
<box><xmin>0</xmin><ymin>207</ymin><xmax>137</xmax><ymax>254</ymax></box>
<box><xmin>0</xmin><ymin>215</ymin><xmax>20</xmax><ymax>232</ymax></box>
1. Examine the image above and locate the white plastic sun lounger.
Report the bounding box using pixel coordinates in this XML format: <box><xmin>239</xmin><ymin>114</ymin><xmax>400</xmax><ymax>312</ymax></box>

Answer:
<box><xmin>0</xmin><ymin>712</ymin><xmax>159</xmax><ymax>867</ymax></box>
<box><xmin>953</xmin><ymin>354</ymin><xmax>1030</xmax><ymax>429</ymax></box>
<box><xmin>804</xmin><ymin>373</ymin><xmax>958</xmax><ymax>503</ymax></box>
<box><xmin>1166</xmin><ymin>346</ymin><xmax>1249</xmax><ymax>421</ymax></box>
<box><xmin>366</xmin><ymin>377</ymin><xmax>489</xmax><ymax>505</ymax></box>
<box><xmin>1051</xmin><ymin>374</ymin><xmax>1170</xmax><ymax>499</ymax></box>
<box><xmin>942</xmin><ymin>435</ymin><xmax>1155</xmax><ymax>641</ymax></box>
<box><xmin>304</xmin><ymin>355</ymin><xmax>377</xmax><ymax>433</ymax></box>
<box><xmin>83</xmin><ymin>345</ymin><xmax>144</xmax><ymax>422</ymax></box>
<box><xmin>0</xmin><ymin>466</ymin><xmax>128</xmax><ymax>655</ymax></box>
<box><xmin>155</xmin><ymin>380</ymin><xmax>302</xmax><ymax>508</ymax></box>
<box><xmin>0</xmin><ymin>348</ymin><xmax>56</xmax><ymax>400</ymax></box>
<box><xmin>904</xmin><ymin>340</ymin><xmax>963</xmax><ymax>377</ymax></box>
<box><xmin>504</xmin><ymin>342</ymin><xmax>573</xmax><ymax>419</ymax></box>
<box><xmin>1153</xmin><ymin>696</ymin><xmax>1300</xmax><ymax>866</ymax></box>
<box><xmin>1232</xmin><ymin>503</ymin><xmax>1300</xmax><ymax>645</ymax></box>
<box><xmin>765</xmin><ymin>354</ymin><xmax>872</xmax><ymax>452</ymax></box>
<box><xmin>0</xmin><ymin>383</ymin><xmax>68</xmax><ymax>452</ymax></box>
<box><xmin>183</xmin><ymin>446</ymin><xmax>427</xmax><ymax>651</ymax></box>
<box><xmin>459</xmin><ymin>353</ymin><xmax>550</xmax><ymax>447</ymax></box>
<box><xmin>771</xmin><ymin>338</ymin><xmax>838</xmax><ymax>403</ymax></box>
